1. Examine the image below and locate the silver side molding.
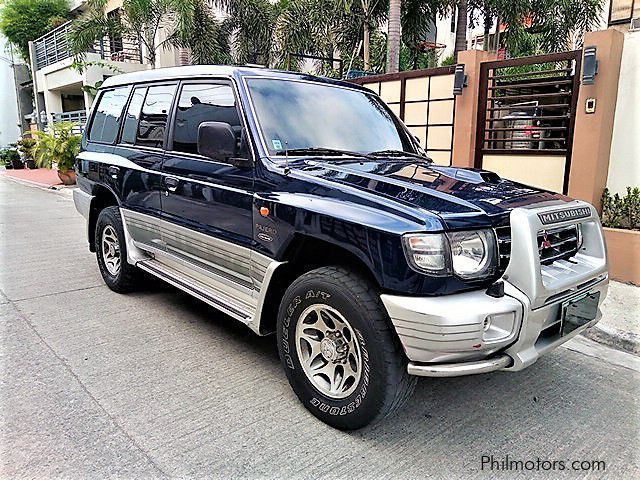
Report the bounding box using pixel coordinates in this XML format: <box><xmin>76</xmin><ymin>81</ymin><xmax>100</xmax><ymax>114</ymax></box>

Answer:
<box><xmin>119</xmin><ymin>208</ymin><xmax>285</xmax><ymax>335</ymax></box>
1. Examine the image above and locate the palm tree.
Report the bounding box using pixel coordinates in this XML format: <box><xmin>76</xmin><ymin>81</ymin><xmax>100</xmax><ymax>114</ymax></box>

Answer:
<box><xmin>215</xmin><ymin>0</ymin><xmax>278</xmax><ymax>65</ymax></box>
<box><xmin>453</xmin><ymin>0</ymin><xmax>468</xmax><ymax>61</ymax></box>
<box><xmin>387</xmin><ymin>0</ymin><xmax>401</xmax><ymax>73</ymax></box>
<box><xmin>70</xmin><ymin>0</ymin><xmax>203</xmax><ymax>68</ymax></box>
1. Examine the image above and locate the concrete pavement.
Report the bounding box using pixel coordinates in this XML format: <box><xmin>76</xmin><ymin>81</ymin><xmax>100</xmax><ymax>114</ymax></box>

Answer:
<box><xmin>1</xmin><ymin>177</ymin><xmax>639</xmax><ymax>479</ymax></box>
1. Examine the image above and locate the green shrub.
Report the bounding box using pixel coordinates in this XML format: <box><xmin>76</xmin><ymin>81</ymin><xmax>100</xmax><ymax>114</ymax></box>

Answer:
<box><xmin>440</xmin><ymin>53</ymin><xmax>455</xmax><ymax>66</ymax></box>
<box><xmin>0</xmin><ymin>148</ymin><xmax>20</xmax><ymax>167</ymax></box>
<box><xmin>601</xmin><ymin>187</ymin><xmax>640</xmax><ymax>231</ymax></box>
<box><xmin>32</xmin><ymin>122</ymin><xmax>82</xmax><ymax>172</ymax></box>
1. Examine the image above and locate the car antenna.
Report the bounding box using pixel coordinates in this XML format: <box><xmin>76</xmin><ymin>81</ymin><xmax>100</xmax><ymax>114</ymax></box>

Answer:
<box><xmin>284</xmin><ymin>141</ymin><xmax>290</xmax><ymax>175</ymax></box>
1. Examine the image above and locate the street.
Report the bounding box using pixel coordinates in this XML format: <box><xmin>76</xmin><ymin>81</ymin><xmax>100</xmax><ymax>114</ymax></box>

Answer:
<box><xmin>1</xmin><ymin>176</ymin><xmax>638</xmax><ymax>479</ymax></box>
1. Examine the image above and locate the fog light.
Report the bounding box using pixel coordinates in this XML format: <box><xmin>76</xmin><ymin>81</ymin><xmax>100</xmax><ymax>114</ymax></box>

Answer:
<box><xmin>482</xmin><ymin>312</ymin><xmax>516</xmax><ymax>343</ymax></box>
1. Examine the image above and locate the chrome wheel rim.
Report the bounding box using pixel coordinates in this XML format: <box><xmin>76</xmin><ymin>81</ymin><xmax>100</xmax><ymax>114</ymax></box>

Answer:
<box><xmin>101</xmin><ymin>225</ymin><xmax>121</xmax><ymax>276</ymax></box>
<box><xmin>295</xmin><ymin>304</ymin><xmax>362</xmax><ymax>399</ymax></box>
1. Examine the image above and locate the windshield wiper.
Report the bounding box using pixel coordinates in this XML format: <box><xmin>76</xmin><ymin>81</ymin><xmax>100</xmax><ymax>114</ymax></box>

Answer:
<box><xmin>369</xmin><ymin>149</ymin><xmax>432</xmax><ymax>162</ymax></box>
<box><xmin>284</xmin><ymin>147</ymin><xmax>375</xmax><ymax>159</ymax></box>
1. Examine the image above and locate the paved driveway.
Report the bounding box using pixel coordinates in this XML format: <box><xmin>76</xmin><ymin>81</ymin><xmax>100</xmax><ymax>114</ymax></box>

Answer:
<box><xmin>1</xmin><ymin>177</ymin><xmax>639</xmax><ymax>479</ymax></box>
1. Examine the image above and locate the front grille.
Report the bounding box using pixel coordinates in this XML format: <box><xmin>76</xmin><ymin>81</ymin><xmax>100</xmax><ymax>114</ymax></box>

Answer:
<box><xmin>537</xmin><ymin>225</ymin><xmax>580</xmax><ymax>265</ymax></box>
<box><xmin>495</xmin><ymin>226</ymin><xmax>512</xmax><ymax>274</ymax></box>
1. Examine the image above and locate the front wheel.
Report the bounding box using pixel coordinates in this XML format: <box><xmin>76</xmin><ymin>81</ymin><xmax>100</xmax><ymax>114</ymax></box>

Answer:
<box><xmin>277</xmin><ymin>266</ymin><xmax>416</xmax><ymax>430</ymax></box>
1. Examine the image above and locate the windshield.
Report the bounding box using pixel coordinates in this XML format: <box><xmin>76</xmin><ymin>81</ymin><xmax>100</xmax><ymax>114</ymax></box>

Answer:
<box><xmin>245</xmin><ymin>78</ymin><xmax>411</xmax><ymax>156</ymax></box>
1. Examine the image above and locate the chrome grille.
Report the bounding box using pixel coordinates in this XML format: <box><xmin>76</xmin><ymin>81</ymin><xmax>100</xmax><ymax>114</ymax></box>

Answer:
<box><xmin>537</xmin><ymin>225</ymin><xmax>580</xmax><ymax>265</ymax></box>
<box><xmin>495</xmin><ymin>226</ymin><xmax>511</xmax><ymax>273</ymax></box>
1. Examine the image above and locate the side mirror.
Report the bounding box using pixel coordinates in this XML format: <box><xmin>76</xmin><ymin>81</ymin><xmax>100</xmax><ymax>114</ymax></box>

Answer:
<box><xmin>197</xmin><ymin>121</ymin><xmax>238</xmax><ymax>162</ymax></box>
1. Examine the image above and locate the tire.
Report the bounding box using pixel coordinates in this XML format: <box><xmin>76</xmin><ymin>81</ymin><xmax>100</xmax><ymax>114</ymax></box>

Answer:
<box><xmin>277</xmin><ymin>266</ymin><xmax>417</xmax><ymax>430</ymax></box>
<box><xmin>95</xmin><ymin>206</ymin><xmax>139</xmax><ymax>293</ymax></box>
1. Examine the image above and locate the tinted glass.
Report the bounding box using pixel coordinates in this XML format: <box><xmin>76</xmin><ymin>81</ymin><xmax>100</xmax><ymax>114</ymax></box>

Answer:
<box><xmin>88</xmin><ymin>86</ymin><xmax>130</xmax><ymax>143</ymax></box>
<box><xmin>136</xmin><ymin>84</ymin><xmax>176</xmax><ymax>148</ymax></box>
<box><xmin>173</xmin><ymin>83</ymin><xmax>241</xmax><ymax>154</ymax></box>
<box><xmin>246</xmin><ymin>78</ymin><xmax>406</xmax><ymax>155</ymax></box>
<box><xmin>121</xmin><ymin>87</ymin><xmax>146</xmax><ymax>144</ymax></box>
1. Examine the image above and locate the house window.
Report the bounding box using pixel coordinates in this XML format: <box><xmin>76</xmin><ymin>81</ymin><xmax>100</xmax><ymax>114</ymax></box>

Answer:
<box><xmin>609</xmin><ymin>0</ymin><xmax>640</xmax><ymax>25</ymax></box>
<box><xmin>450</xmin><ymin>8</ymin><xmax>457</xmax><ymax>33</ymax></box>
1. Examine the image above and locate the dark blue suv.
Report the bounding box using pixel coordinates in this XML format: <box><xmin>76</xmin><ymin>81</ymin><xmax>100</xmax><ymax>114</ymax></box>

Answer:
<box><xmin>74</xmin><ymin>66</ymin><xmax>608</xmax><ymax>429</ymax></box>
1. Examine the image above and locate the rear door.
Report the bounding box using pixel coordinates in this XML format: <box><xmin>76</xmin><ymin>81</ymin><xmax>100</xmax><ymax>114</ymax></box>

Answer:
<box><xmin>114</xmin><ymin>83</ymin><xmax>177</xmax><ymax>250</ymax></box>
<box><xmin>160</xmin><ymin>80</ymin><xmax>255</xmax><ymax>289</ymax></box>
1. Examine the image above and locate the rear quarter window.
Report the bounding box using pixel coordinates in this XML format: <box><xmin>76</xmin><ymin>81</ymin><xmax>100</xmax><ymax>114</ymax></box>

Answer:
<box><xmin>88</xmin><ymin>86</ymin><xmax>131</xmax><ymax>144</ymax></box>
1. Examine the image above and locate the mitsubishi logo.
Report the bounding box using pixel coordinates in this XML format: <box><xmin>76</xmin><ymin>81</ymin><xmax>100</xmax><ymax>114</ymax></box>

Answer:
<box><xmin>540</xmin><ymin>230</ymin><xmax>552</xmax><ymax>250</ymax></box>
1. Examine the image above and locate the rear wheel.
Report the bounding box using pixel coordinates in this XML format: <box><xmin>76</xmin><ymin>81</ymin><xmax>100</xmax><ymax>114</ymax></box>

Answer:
<box><xmin>95</xmin><ymin>206</ymin><xmax>139</xmax><ymax>293</ymax></box>
<box><xmin>277</xmin><ymin>266</ymin><xmax>416</xmax><ymax>430</ymax></box>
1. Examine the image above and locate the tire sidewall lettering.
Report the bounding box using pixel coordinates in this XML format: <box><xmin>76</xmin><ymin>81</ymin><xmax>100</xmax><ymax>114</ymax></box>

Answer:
<box><xmin>281</xmin><ymin>288</ymin><xmax>371</xmax><ymax>417</ymax></box>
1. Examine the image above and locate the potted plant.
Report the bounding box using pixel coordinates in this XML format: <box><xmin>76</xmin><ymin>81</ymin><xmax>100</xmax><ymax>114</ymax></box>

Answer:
<box><xmin>17</xmin><ymin>136</ymin><xmax>37</xmax><ymax>169</ymax></box>
<box><xmin>32</xmin><ymin>122</ymin><xmax>82</xmax><ymax>185</ymax></box>
<box><xmin>0</xmin><ymin>147</ymin><xmax>22</xmax><ymax>169</ymax></box>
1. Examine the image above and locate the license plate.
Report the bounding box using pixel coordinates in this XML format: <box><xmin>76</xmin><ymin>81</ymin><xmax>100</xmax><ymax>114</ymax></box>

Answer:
<box><xmin>561</xmin><ymin>291</ymin><xmax>600</xmax><ymax>336</ymax></box>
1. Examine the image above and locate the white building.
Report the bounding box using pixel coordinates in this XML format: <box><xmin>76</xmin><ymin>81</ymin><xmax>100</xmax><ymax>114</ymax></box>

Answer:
<box><xmin>603</xmin><ymin>0</ymin><xmax>640</xmax><ymax>194</ymax></box>
<box><xmin>0</xmin><ymin>34</ymin><xmax>21</xmax><ymax>147</ymax></box>
<box><xmin>30</xmin><ymin>0</ymin><xmax>186</xmax><ymax>130</ymax></box>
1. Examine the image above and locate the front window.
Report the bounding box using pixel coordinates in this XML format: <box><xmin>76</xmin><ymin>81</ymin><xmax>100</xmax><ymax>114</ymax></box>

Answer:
<box><xmin>245</xmin><ymin>78</ymin><xmax>411</xmax><ymax>156</ymax></box>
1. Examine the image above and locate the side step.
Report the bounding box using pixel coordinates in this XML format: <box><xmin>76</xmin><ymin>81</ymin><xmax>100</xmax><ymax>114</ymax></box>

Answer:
<box><xmin>137</xmin><ymin>259</ymin><xmax>254</xmax><ymax>324</ymax></box>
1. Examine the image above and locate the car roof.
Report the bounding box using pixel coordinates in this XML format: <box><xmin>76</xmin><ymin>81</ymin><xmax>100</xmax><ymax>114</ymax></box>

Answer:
<box><xmin>99</xmin><ymin>65</ymin><xmax>372</xmax><ymax>93</ymax></box>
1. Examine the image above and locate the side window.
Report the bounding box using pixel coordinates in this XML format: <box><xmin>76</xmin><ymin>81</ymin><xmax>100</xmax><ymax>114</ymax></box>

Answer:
<box><xmin>88</xmin><ymin>86</ymin><xmax>131</xmax><ymax>143</ymax></box>
<box><xmin>120</xmin><ymin>87</ymin><xmax>146</xmax><ymax>144</ymax></box>
<box><xmin>172</xmin><ymin>83</ymin><xmax>241</xmax><ymax>155</ymax></box>
<box><xmin>136</xmin><ymin>84</ymin><xmax>176</xmax><ymax>148</ymax></box>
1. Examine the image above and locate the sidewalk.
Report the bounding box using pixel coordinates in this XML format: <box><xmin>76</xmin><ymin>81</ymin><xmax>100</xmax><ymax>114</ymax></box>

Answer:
<box><xmin>584</xmin><ymin>281</ymin><xmax>640</xmax><ymax>355</ymax></box>
<box><xmin>0</xmin><ymin>167</ymin><xmax>62</xmax><ymax>188</ymax></box>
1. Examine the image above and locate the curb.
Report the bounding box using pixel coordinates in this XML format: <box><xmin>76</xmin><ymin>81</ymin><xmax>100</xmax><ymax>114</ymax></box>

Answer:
<box><xmin>582</xmin><ymin>323</ymin><xmax>640</xmax><ymax>356</ymax></box>
<box><xmin>0</xmin><ymin>174</ymin><xmax>75</xmax><ymax>197</ymax></box>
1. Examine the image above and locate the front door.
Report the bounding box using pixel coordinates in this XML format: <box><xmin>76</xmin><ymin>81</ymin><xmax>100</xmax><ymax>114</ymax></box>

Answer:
<box><xmin>160</xmin><ymin>80</ymin><xmax>255</xmax><ymax>290</ymax></box>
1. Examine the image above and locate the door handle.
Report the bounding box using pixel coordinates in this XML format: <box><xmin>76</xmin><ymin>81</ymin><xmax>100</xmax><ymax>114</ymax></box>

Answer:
<box><xmin>164</xmin><ymin>176</ymin><xmax>179</xmax><ymax>193</ymax></box>
<box><xmin>108</xmin><ymin>166</ymin><xmax>120</xmax><ymax>180</ymax></box>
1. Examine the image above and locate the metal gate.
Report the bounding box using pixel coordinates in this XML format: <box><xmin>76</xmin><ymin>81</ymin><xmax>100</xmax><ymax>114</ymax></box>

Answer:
<box><xmin>475</xmin><ymin>51</ymin><xmax>582</xmax><ymax>193</ymax></box>
<box><xmin>351</xmin><ymin>66</ymin><xmax>457</xmax><ymax>166</ymax></box>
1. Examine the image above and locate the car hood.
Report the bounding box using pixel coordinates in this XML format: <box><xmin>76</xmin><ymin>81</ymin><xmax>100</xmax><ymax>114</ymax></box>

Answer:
<box><xmin>295</xmin><ymin>158</ymin><xmax>573</xmax><ymax>222</ymax></box>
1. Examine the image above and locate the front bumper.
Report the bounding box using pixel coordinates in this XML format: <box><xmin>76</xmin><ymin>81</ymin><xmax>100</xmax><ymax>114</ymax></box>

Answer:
<box><xmin>382</xmin><ymin>200</ymin><xmax>609</xmax><ymax>377</ymax></box>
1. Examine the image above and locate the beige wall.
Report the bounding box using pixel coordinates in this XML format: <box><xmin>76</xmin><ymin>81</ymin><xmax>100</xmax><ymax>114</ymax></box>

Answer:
<box><xmin>607</xmin><ymin>30</ymin><xmax>640</xmax><ymax>195</ymax></box>
<box><xmin>482</xmin><ymin>155</ymin><xmax>566</xmax><ymax>192</ymax></box>
<box><xmin>363</xmin><ymin>73</ymin><xmax>455</xmax><ymax>166</ymax></box>
<box><xmin>568</xmin><ymin>29</ymin><xmax>624</xmax><ymax>207</ymax></box>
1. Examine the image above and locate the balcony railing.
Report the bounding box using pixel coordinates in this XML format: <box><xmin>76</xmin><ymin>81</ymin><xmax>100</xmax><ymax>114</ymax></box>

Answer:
<box><xmin>52</xmin><ymin>110</ymin><xmax>87</xmax><ymax>134</ymax></box>
<box><xmin>34</xmin><ymin>20</ymin><xmax>143</xmax><ymax>70</ymax></box>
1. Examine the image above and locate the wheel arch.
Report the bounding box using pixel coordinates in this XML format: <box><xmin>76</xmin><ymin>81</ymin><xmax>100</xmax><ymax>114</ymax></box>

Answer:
<box><xmin>87</xmin><ymin>184</ymin><xmax>120</xmax><ymax>252</ymax></box>
<box><xmin>256</xmin><ymin>234</ymin><xmax>383</xmax><ymax>335</ymax></box>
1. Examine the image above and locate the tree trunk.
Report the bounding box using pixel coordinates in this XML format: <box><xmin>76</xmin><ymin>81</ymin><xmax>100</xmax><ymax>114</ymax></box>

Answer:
<box><xmin>483</xmin><ymin>3</ymin><xmax>491</xmax><ymax>51</ymax></box>
<box><xmin>387</xmin><ymin>0</ymin><xmax>401</xmax><ymax>73</ymax></box>
<box><xmin>453</xmin><ymin>0</ymin><xmax>468</xmax><ymax>62</ymax></box>
<box><xmin>363</xmin><ymin>22</ymin><xmax>370</xmax><ymax>71</ymax></box>
<box><xmin>494</xmin><ymin>15</ymin><xmax>501</xmax><ymax>52</ymax></box>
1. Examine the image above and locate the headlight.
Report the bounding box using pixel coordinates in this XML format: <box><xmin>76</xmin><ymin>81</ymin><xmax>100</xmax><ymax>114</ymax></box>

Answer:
<box><xmin>402</xmin><ymin>229</ymin><xmax>497</xmax><ymax>279</ymax></box>
<box><xmin>446</xmin><ymin>230</ymin><xmax>496</xmax><ymax>278</ymax></box>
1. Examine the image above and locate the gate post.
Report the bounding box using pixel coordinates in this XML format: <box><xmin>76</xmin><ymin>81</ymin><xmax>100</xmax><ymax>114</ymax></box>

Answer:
<box><xmin>568</xmin><ymin>29</ymin><xmax>624</xmax><ymax>210</ymax></box>
<box><xmin>451</xmin><ymin>50</ymin><xmax>497</xmax><ymax>168</ymax></box>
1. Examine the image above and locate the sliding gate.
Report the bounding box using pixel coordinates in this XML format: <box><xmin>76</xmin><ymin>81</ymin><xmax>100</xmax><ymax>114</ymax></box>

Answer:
<box><xmin>475</xmin><ymin>51</ymin><xmax>582</xmax><ymax>193</ymax></box>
